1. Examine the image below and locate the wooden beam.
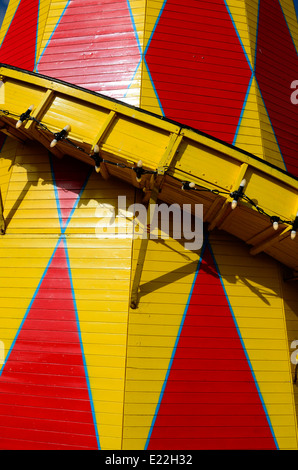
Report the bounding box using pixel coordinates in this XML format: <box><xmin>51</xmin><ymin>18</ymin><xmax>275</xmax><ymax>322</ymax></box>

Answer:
<box><xmin>250</xmin><ymin>201</ymin><xmax>298</xmax><ymax>256</ymax></box>
<box><xmin>157</xmin><ymin>132</ymin><xmax>183</xmax><ymax>174</ymax></box>
<box><xmin>92</xmin><ymin>110</ymin><xmax>116</xmax><ymax>148</ymax></box>
<box><xmin>204</xmin><ymin>197</ymin><xmax>223</xmax><ymax>223</ymax></box>
<box><xmin>130</xmin><ymin>184</ymin><xmax>159</xmax><ymax>309</ymax></box>
<box><xmin>98</xmin><ymin>162</ymin><xmax>110</xmax><ymax>180</ymax></box>
<box><xmin>250</xmin><ymin>226</ymin><xmax>291</xmax><ymax>256</ymax></box>
<box><xmin>25</xmin><ymin>89</ymin><xmax>55</xmax><ymax>130</ymax></box>
<box><xmin>208</xmin><ymin>163</ymin><xmax>248</xmax><ymax>232</ymax></box>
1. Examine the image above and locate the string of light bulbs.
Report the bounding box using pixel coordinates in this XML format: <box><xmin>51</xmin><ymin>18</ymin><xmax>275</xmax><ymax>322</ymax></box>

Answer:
<box><xmin>1</xmin><ymin>105</ymin><xmax>298</xmax><ymax>240</ymax></box>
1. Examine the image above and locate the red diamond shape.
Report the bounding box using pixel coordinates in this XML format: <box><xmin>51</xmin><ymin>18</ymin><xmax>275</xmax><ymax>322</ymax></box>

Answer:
<box><xmin>145</xmin><ymin>0</ymin><xmax>252</xmax><ymax>144</ymax></box>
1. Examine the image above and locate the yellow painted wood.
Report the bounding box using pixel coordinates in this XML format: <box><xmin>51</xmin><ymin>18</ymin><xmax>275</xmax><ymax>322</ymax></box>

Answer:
<box><xmin>234</xmin><ymin>77</ymin><xmax>265</xmax><ymax>160</ymax></box>
<box><xmin>0</xmin><ymin>64</ymin><xmax>297</xmax><ymax>451</ymax></box>
<box><xmin>144</xmin><ymin>0</ymin><xmax>166</xmax><ymax>51</ymax></box>
<box><xmin>140</xmin><ymin>68</ymin><xmax>164</xmax><ymax>116</ymax></box>
<box><xmin>254</xmin><ymin>81</ymin><xmax>287</xmax><ymax>170</ymax></box>
<box><xmin>35</xmin><ymin>0</ymin><xmax>52</xmax><ymax>69</ymax></box>
<box><xmin>279</xmin><ymin>270</ymin><xmax>298</xmax><ymax>439</ymax></box>
<box><xmin>122</xmin><ymin>62</ymin><xmax>143</xmax><ymax>108</ymax></box>
<box><xmin>0</xmin><ymin>0</ymin><xmax>20</xmax><ymax>45</ymax></box>
<box><xmin>0</xmin><ymin>137</ymin><xmax>17</xmax><ymax>206</ymax></box>
<box><xmin>225</xmin><ymin>0</ymin><xmax>256</xmax><ymax>69</ymax></box>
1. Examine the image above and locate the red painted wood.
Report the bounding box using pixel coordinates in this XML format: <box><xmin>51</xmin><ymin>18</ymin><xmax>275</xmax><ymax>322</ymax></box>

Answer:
<box><xmin>0</xmin><ymin>0</ymin><xmax>39</xmax><ymax>71</ymax></box>
<box><xmin>255</xmin><ymin>0</ymin><xmax>298</xmax><ymax>177</ymax></box>
<box><xmin>0</xmin><ymin>240</ymin><xmax>98</xmax><ymax>450</ymax></box>
<box><xmin>147</xmin><ymin>245</ymin><xmax>277</xmax><ymax>450</ymax></box>
<box><xmin>37</xmin><ymin>0</ymin><xmax>141</xmax><ymax>98</ymax></box>
<box><xmin>155</xmin><ymin>414</ymin><xmax>276</xmax><ymax>428</ymax></box>
<box><xmin>148</xmin><ymin>437</ymin><xmax>276</xmax><ymax>451</ymax></box>
<box><xmin>145</xmin><ymin>0</ymin><xmax>252</xmax><ymax>144</ymax></box>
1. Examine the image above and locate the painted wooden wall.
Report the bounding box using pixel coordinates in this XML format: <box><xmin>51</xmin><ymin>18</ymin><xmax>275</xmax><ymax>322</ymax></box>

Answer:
<box><xmin>141</xmin><ymin>0</ymin><xmax>298</xmax><ymax>178</ymax></box>
<box><xmin>124</xmin><ymin>230</ymin><xmax>298</xmax><ymax>450</ymax></box>
<box><xmin>0</xmin><ymin>0</ymin><xmax>298</xmax><ymax>450</ymax></box>
<box><xmin>0</xmin><ymin>1</ymin><xmax>297</xmax><ymax>175</ymax></box>
<box><xmin>0</xmin><ymin>134</ymin><xmax>297</xmax><ymax>449</ymax></box>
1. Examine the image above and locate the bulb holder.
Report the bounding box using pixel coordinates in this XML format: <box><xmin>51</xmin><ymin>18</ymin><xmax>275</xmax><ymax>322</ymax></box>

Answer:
<box><xmin>50</xmin><ymin>125</ymin><xmax>71</xmax><ymax>147</ymax></box>
<box><xmin>230</xmin><ymin>179</ymin><xmax>246</xmax><ymax>209</ymax></box>
<box><xmin>16</xmin><ymin>105</ymin><xmax>34</xmax><ymax>128</ymax></box>
<box><xmin>182</xmin><ymin>182</ymin><xmax>195</xmax><ymax>191</ymax></box>
<box><xmin>91</xmin><ymin>146</ymin><xmax>103</xmax><ymax>172</ymax></box>
<box><xmin>94</xmin><ymin>156</ymin><xmax>103</xmax><ymax>172</ymax></box>
<box><xmin>133</xmin><ymin>162</ymin><xmax>145</xmax><ymax>182</ymax></box>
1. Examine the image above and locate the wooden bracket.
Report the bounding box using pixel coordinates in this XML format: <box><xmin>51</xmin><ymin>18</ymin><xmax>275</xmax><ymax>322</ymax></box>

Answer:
<box><xmin>208</xmin><ymin>163</ymin><xmax>248</xmax><ymax>232</ymax></box>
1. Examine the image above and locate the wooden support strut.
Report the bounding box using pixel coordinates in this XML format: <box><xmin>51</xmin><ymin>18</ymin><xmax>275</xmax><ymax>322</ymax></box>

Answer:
<box><xmin>130</xmin><ymin>184</ymin><xmax>159</xmax><ymax>309</ymax></box>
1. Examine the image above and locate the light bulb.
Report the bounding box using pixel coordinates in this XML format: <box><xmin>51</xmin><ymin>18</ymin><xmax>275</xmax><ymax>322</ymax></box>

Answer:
<box><xmin>231</xmin><ymin>200</ymin><xmax>238</xmax><ymax>210</ymax></box>
<box><xmin>291</xmin><ymin>212</ymin><xmax>298</xmax><ymax>240</ymax></box>
<box><xmin>135</xmin><ymin>160</ymin><xmax>144</xmax><ymax>182</ymax></box>
<box><xmin>16</xmin><ymin>104</ymin><xmax>34</xmax><ymax>128</ymax></box>
<box><xmin>182</xmin><ymin>182</ymin><xmax>195</xmax><ymax>190</ymax></box>
<box><xmin>271</xmin><ymin>216</ymin><xmax>280</xmax><ymax>231</ymax></box>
